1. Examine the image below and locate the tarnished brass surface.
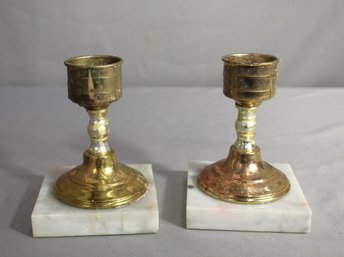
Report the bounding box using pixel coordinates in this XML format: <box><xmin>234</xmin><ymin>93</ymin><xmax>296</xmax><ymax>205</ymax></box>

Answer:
<box><xmin>222</xmin><ymin>53</ymin><xmax>278</xmax><ymax>107</ymax></box>
<box><xmin>65</xmin><ymin>55</ymin><xmax>123</xmax><ymax>110</ymax></box>
<box><xmin>198</xmin><ymin>53</ymin><xmax>290</xmax><ymax>204</ymax></box>
<box><xmin>54</xmin><ymin>55</ymin><xmax>148</xmax><ymax>209</ymax></box>
<box><xmin>198</xmin><ymin>146</ymin><xmax>290</xmax><ymax>204</ymax></box>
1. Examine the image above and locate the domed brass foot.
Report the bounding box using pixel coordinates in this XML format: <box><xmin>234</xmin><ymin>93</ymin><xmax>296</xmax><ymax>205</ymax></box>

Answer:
<box><xmin>198</xmin><ymin>146</ymin><xmax>290</xmax><ymax>204</ymax></box>
<box><xmin>55</xmin><ymin>150</ymin><xmax>148</xmax><ymax>209</ymax></box>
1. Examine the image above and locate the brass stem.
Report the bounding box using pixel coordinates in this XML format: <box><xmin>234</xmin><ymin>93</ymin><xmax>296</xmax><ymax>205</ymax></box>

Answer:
<box><xmin>86</xmin><ymin>109</ymin><xmax>111</xmax><ymax>156</ymax></box>
<box><xmin>233</xmin><ymin>104</ymin><xmax>257</xmax><ymax>153</ymax></box>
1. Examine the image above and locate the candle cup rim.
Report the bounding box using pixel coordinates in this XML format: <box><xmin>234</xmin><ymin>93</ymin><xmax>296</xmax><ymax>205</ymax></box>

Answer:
<box><xmin>64</xmin><ymin>55</ymin><xmax>123</xmax><ymax>69</ymax></box>
<box><xmin>222</xmin><ymin>53</ymin><xmax>279</xmax><ymax>67</ymax></box>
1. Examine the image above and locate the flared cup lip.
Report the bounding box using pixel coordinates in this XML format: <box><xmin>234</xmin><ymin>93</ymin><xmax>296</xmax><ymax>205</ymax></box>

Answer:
<box><xmin>222</xmin><ymin>53</ymin><xmax>280</xmax><ymax>66</ymax></box>
<box><xmin>64</xmin><ymin>55</ymin><xmax>123</xmax><ymax>69</ymax></box>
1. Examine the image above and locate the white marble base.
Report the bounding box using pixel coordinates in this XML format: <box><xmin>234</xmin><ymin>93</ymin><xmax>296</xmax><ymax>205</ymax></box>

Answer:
<box><xmin>31</xmin><ymin>164</ymin><xmax>159</xmax><ymax>237</ymax></box>
<box><xmin>186</xmin><ymin>161</ymin><xmax>312</xmax><ymax>233</ymax></box>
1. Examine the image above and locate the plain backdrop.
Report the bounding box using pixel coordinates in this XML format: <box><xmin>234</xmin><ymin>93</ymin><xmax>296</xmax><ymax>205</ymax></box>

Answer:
<box><xmin>1</xmin><ymin>0</ymin><xmax>344</xmax><ymax>88</ymax></box>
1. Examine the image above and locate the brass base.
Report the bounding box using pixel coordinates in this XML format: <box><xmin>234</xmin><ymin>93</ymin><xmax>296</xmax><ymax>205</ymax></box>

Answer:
<box><xmin>54</xmin><ymin>150</ymin><xmax>148</xmax><ymax>209</ymax></box>
<box><xmin>197</xmin><ymin>146</ymin><xmax>290</xmax><ymax>204</ymax></box>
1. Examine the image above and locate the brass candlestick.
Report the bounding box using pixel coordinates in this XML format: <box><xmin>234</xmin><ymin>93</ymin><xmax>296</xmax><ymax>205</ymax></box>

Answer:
<box><xmin>54</xmin><ymin>55</ymin><xmax>148</xmax><ymax>209</ymax></box>
<box><xmin>198</xmin><ymin>53</ymin><xmax>290</xmax><ymax>204</ymax></box>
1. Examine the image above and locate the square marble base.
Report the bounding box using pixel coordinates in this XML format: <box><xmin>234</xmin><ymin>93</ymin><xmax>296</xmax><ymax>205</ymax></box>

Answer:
<box><xmin>31</xmin><ymin>164</ymin><xmax>159</xmax><ymax>237</ymax></box>
<box><xmin>186</xmin><ymin>161</ymin><xmax>312</xmax><ymax>233</ymax></box>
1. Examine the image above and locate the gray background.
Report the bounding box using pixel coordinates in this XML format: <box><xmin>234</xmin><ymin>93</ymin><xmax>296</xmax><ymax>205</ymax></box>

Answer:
<box><xmin>1</xmin><ymin>0</ymin><xmax>344</xmax><ymax>88</ymax></box>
